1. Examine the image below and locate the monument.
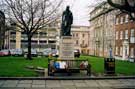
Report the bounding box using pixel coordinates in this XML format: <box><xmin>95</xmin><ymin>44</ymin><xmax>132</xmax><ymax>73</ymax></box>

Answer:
<box><xmin>59</xmin><ymin>6</ymin><xmax>74</xmax><ymax>60</ymax></box>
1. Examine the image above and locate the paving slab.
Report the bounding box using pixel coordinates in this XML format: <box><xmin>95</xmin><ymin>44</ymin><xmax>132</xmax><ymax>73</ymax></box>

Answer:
<box><xmin>51</xmin><ymin>87</ymin><xmax>76</xmax><ymax>89</ymax></box>
<box><xmin>46</xmin><ymin>83</ymin><xmax>61</xmax><ymax>88</ymax></box>
<box><xmin>96</xmin><ymin>80</ymin><xmax>112</xmax><ymax>87</ymax></box>
<box><xmin>59</xmin><ymin>86</ymin><xmax>76</xmax><ymax>89</ymax></box>
<box><xmin>32</xmin><ymin>84</ymin><xmax>45</xmax><ymax>88</ymax></box>
<box><xmin>1</xmin><ymin>80</ymin><xmax>18</xmax><ymax>87</ymax></box>
<box><xmin>32</xmin><ymin>80</ymin><xmax>45</xmax><ymax>85</ymax></box>
<box><xmin>77</xmin><ymin>88</ymin><xmax>99</xmax><ymax>89</ymax></box>
<box><xmin>46</xmin><ymin>80</ymin><xmax>60</xmax><ymax>83</ymax></box>
<box><xmin>19</xmin><ymin>80</ymin><xmax>32</xmax><ymax>84</ymax></box>
<box><xmin>1</xmin><ymin>84</ymin><xmax>17</xmax><ymax>87</ymax></box>
<box><xmin>4</xmin><ymin>80</ymin><xmax>18</xmax><ymax>84</ymax></box>
<box><xmin>16</xmin><ymin>84</ymin><xmax>31</xmax><ymax>88</ymax></box>
<box><xmin>26</xmin><ymin>88</ymin><xmax>51</xmax><ymax>89</ymax></box>
<box><xmin>84</xmin><ymin>80</ymin><xmax>99</xmax><ymax>87</ymax></box>
<box><xmin>74</xmin><ymin>82</ymin><xmax>88</xmax><ymax>87</ymax></box>
<box><xmin>73</xmin><ymin>80</ymin><xmax>85</xmax><ymax>83</ymax></box>
<box><xmin>99</xmin><ymin>87</ymin><xmax>113</xmax><ymax>89</ymax></box>
<box><xmin>0</xmin><ymin>81</ymin><xmax>5</xmax><ymax>87</ymax></box>
<box><xmin>60</xmin><ymin>80</ymin><xmax>74</xmax><ymax>86</ymax></box>
<box><xmin>106</xmin><ymin>80</ymin><xmax>122</xmax><ymax>84</ymax></box>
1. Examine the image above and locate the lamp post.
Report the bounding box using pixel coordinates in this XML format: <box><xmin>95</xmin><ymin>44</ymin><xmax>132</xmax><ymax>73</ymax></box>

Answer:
<box><xmin>107</xmin><ymin>0</ymin><xmax>135</xmax><ymax>20</ymax></box>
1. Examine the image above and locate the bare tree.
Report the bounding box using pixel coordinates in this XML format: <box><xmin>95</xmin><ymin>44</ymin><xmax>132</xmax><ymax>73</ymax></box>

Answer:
<box><xmin>107</xmin><ymin>0</ymin><xmax>135</xmax><ymax>20</ymax></box>
<box><xmin>0</xmin><ymin>10</ymin><xmax>5</xmax><ymax>50</ymax></box>
<box><xmin>5</xmin><ymin>0</ymin><xmax>62</xmax><ymax>60</ymax></box>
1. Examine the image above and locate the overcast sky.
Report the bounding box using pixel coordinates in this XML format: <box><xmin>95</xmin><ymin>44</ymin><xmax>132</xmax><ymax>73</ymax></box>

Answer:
<box><xmin>0</xmin><ymin>0</ymin><xmax>105</xmax><ymax>26</ymax></box>
<box><xmin>63</xmin><ymin>0</ymin><xmax>104</xmax><ymax>26</ymax></box>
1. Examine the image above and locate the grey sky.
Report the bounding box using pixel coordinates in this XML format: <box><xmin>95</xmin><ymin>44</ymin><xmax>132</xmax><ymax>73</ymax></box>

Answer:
<box><xmin>63</xmin><ymin>0</ymin><xmax>105</xmax><ymax>26</ymax></box>
<box><xmin>0</xmin><ymin>0</ymin><xmax>104</xmax><ymax>26</ymax></box>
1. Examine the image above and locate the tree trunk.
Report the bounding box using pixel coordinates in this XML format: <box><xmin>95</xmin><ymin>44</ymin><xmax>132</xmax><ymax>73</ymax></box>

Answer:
<box><xmin>27</xmin><ymin>35</ymin><xmax>32</xmax><ymax>60</ymax></box>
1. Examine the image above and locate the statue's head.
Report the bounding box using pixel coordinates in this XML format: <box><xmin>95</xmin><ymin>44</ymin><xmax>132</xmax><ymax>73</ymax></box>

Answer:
<box><xmin>66</xmin><ymin>6</ymin><xmax>70</xmax><ymax>11</ymax></box>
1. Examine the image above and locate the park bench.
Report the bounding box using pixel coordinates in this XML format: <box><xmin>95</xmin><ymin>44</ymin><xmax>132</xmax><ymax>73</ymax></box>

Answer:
<box><xmin>48</xmin><ymin>59</ymin><xmax>91</xmax><ymax>76</ymax></box>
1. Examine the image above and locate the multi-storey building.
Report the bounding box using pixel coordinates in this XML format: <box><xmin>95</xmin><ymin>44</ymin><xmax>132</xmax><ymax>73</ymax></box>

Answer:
<box><xmin>89</xmin><ymin>26</ymin><xmax>95</xmax><ymax>55</ymax></box>
<box><xmin>72</xmin><ymin>26</ymin><xmax>90</xmax><ymax>55</ymax></box>
<box><xmin>115</xmin><ymin>13</ymin><xmax>135</xmax><ymax>60</ymax></box>
<box><xmin>89</xmin><ymin>1</ymin><xmax>117</xmax><ymax>57</ymax></box>
<box><xmin>6</xmin><ymin>25</ymin><xmax>91</xmax><ymax>54</ymax></box>
<box><xmin>7</xmin><ymin>27</ymin><xmax>60</xmax><ymax>52</ymax></box>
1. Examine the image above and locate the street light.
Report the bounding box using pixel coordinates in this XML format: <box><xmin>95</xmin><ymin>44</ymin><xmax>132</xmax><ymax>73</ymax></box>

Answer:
<box><xmin>107</xmin><ymin>0</ymin><xmax>135</xmax><ymax>20</ymax></box>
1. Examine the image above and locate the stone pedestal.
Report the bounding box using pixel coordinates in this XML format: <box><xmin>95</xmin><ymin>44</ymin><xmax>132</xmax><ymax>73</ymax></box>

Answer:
<box><xmin>59</xmin><ymin>36</ymin><xmax>74</xmax><ymax>60</ymax></box>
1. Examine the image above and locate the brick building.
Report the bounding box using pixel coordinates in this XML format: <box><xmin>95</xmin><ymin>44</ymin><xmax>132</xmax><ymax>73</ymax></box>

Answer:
<box><xmin>115</xmin><ymin>13</ymin><xmax>135</xmax><ymax>60</ymax></box>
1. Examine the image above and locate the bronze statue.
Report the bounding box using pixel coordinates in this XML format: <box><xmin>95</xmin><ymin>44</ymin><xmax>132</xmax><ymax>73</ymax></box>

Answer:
<box><xmin>61</xmin><ymin>6</ymin><xmax>73</xmax><ymax>36</ymax></box>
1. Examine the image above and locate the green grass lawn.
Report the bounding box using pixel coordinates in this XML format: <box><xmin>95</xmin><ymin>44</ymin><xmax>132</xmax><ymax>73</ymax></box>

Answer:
<box><xmin>0</xmin><ymin>56</ymin><xmax>135</xmax><ymax>77</ymax></box>
<box><xmin>0</xmin><ymin>57</ymin><xmax>48</xmax><ymax>77</ymax></box>
<box><xmin>79</xmin><ymin>56</ymin><xmax>135</xmax><ymax>76</ymax></box>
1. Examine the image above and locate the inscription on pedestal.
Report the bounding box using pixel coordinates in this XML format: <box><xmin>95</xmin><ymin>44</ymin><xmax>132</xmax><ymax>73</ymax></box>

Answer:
<box><xmin>59</xmin><ymin>36</ymin><xmax>74</xmax><ymax>60</ymax></box>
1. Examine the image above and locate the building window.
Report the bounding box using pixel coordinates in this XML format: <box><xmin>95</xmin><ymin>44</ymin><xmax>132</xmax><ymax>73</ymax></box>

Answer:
<box><xmin>125</xmin><ymin>30</ymin><xmax>128</xmax><ymax>39</ymax></box>
<box><xmin>130</xmin><ymin>48</ymin><xmax>134</xmax><ymax>58</ymax></box>
<box><xmin>76</xmin><ymin>33</ymin><xmax>78</xmax><ymax>37</ymax></box>
<box><xmin>116</xmin><ymin>18</ymin><xmax>119</xmax><ymax>25</ymax></box>
<box><xmin>76</xmin><ymin>40</ymin><xmax>78</xmax><ymax>45</ymax></box>
<box><xmin>120</xmin><ymin>31</ymin><xmax>123</xmax><ymax>39</ymax></box>
<box><xmin>120</xmin><ymin>47</ymin><xmax>123</xmax><ymax>56</ymax></box>
<box><xmin>125</xmin><ymin>15</ymin><xmax>129</xmax><ymax>23</ymax></box>
<box><xmin>116</xmin><ymin>31</ymin><xmax>119</xmax><ymax>40</ymax></box>
<box><xmin>130</xmin><ymin>29</ymin><xmax>135</xmax><ymax>43</ymax></box>
<box><xmin>82</xmin><ymin>34</ymin><xmax>85</xmax><ymax>38</ymax></box>
<box><xmin>120</xmin><ymin>17</ymin><xmax>123</xmax><ymax>24</ymax></box>
<box><xmin>73</xmin><ymin>33</ymin><xmax>74</xmax><ymax>37</ymax></box>
<box><xmin>82</xmin><ymin>40</ymin><xmax>85</xmax><ymax>45</ymax></box>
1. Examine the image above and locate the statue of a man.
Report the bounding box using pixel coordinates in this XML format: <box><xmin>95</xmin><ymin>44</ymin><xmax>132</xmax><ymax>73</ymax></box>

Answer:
<box><xmin>61</xmin><ymin>6</ymin><xmax>73</xmax><ymax>36</ymax></box>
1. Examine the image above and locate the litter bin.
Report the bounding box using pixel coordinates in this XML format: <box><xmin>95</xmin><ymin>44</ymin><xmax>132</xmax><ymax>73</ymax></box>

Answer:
<box><xmin>104</xmin><ymin>58</ymin><xmax>115</xmax><ymax>75</ymax></box>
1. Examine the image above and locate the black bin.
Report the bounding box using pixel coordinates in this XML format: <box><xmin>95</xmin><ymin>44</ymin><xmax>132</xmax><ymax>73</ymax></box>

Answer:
<box><xmin>104</xmin><ymin>58</ymin><xmax>115</xmax><ymax>75</ymax></box>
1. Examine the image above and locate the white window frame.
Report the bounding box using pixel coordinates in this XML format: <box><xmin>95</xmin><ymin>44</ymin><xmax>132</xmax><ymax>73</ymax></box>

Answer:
<box><xmin>116</xmin><ymin>18</ymin><xmax>119</xmax><ymax>25</ymax></box>
<box><xmin>120</xmin><ymin>31</ymin><xmax>123</xmax><ymax>39</ymax></box>
<box><xmin>116</xmin><ymin>31</ymin><xmax>119</xmax><ymax>40</ymax></box>
<box><xmin>125</xmin><ymin>15</ymin><xmax>128</xmax><ymax>23</ymax></box>
<box><xmin>130</xmin><ymin>48</ymin><xmax>134</xmax><ymax>58</ymax></box>
<box><xmin>120</xmin><ymin>17</ymin><xmax>123</xmax><ymax>24</ymax></box>
<box><xmin>125</xmin><ymin>30</ymin><xmax>128</xmax><ymax>39</ymax></box>
<box><xmin>130</xmin><ymin>29</ymin><xmax>135</xmax><ymax>43</ymax></box>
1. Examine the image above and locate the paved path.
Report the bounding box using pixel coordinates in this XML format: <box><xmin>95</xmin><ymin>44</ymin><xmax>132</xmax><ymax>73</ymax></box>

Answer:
<box><xmin>0</xmin><ymin>79</ymin><xmax>135</xmax><ymax>89</ymax></box>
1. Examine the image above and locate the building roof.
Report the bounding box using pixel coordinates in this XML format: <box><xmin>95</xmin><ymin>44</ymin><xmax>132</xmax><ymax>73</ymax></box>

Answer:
<box><xmin>89</xmin><ymin>1</ymin><xmax>115</xmax><ymax>21</ymax></box>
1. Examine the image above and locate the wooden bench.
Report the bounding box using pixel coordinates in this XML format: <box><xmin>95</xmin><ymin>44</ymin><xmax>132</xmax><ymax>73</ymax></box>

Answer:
<box><xmin>48</xmin><ymin>59</ymin><xmax>91</xmax><ymax>76</ymax></box>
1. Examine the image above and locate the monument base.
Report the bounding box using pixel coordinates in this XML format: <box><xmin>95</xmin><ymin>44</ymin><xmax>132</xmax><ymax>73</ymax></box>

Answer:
<box><xmin>59</xmin><ymin>36</ymin><xmax>74</xmax><ymax>60</ymax></box>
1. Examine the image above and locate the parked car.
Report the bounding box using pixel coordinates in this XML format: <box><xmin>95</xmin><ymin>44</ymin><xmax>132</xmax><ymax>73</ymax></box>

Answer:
<box><xmin>24</xmin><ymin>49</ymin><xmax>38</xmax><ymax>57</ymax></box>
<box><xmin>10</xmin><ymin>49</ymin><xmax>16</xmax><ymax>56</ymax></box>
<box><xmin>31</xmin><ymin>49</ymin><xmax>38</xmax><ymax>57</ymax></box>
<box><xmin>74</xmin><ymin>49</ymin><xmax>80</xmax><ymax>58</ymax></box>
<box><xmin>14</xmin><ymin>49</ymin><xmax>24</xmax><ymax>56</ymax></box>
<box><xmin>0</xmin><ymin>49</ymin><xmax>10</xmax><ymax>56</ymax></box>
<box><xmin>52</xmin><ymin>49</ymin><xmax>59</xmax><ymax>57</ymax></box>
<box><xmin>0</xmin><ymin>50</ymin><xmax>5</xmax><ymax>56</ymax></box>
<box><xmin>42</xmin><ymin>48</ymin><xmax>52</xmax><ymax>57</ymax></box>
